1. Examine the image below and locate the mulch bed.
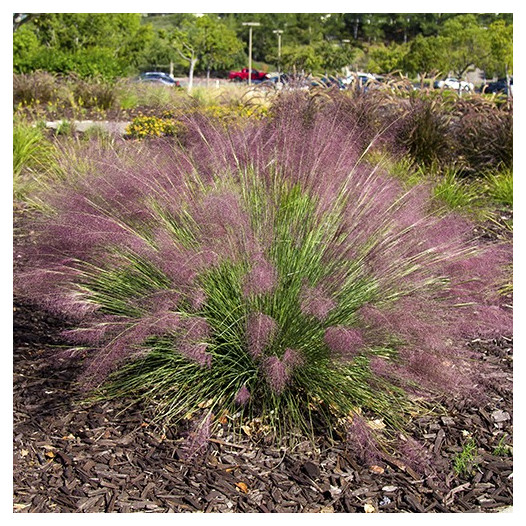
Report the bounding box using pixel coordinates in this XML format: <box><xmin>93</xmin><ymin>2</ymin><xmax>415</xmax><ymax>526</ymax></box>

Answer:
<box><xmin>13</xmin><ymin>209</ymin><xmax>513</xmax><ymax>514</ymax></box>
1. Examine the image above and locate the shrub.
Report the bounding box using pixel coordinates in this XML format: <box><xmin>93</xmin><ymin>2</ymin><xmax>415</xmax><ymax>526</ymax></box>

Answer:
<box><xmin>13</xmin><ymin>120</ymin><xmax>50</xmax><ymax>177</ymax></box>
<box><xmin>396</xmin><ymin>95</ymin><xmax>454</xmax><ymax>168</ymax></box>
<box><xmin>483</xmin><ymin>170</ymin><xmax>513</xmax><ymax>207</ymax></box>
<box><xmin>453</xmin><ymin>101</ymin><xmax>513</xmax><ymax>174</ymax></box>
<box><xmin>16</xmin><ymin>98</ymin><xmax>512</xmax><ymax>459</ymax></box>
<box><xmin>13</xmin><ymin>119</ymin><xmax>54</xmax><ymax>201</ymax></box>
<box><xmin>433</xmin><ymin>168</ymin><xmax>479</xmax><ymax>210</ymax></box>
<box><xmin>68</xmin><ymin>75</ymin><xmax>120</xmax><ymax>111</ymax></box>
<box><xmin>125</xmin><ymin>114</ymin><xmax>186</xmax><ymax>139</ymax></box>
<box><xmin>13</xmin><ymin>71</ymin><xmax>59</xmax><ymax>107</ymax></box>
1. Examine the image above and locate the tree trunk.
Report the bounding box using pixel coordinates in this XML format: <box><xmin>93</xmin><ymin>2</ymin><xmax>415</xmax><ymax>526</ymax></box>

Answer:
<box><xmin>188</xmin><ymin>57</ymin><xmax>197</xmax><ymax>93</ymax></box>
<box><xmin>505</xmin><ymin>65</ymin><xmax>512</xmax><ymax>100</ymax></box>
<box><xmin>206</xmin><ymin>67</ymin><xmax>210</xmax><ymax>88</ymax></box>
<box><xmin>353</xmin><ymin>18</ymin><xmax>359</xmax><ymax>40</ymax></box>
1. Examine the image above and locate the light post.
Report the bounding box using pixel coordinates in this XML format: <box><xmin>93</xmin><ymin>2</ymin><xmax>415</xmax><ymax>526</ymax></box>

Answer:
<box><xmin>242</xmin><ymin>22</ymin><xmax>260</xmax><ymax>86</ymax></box>
<box><xmin>273</xmin><ymin>29</ymin><xmax>283</xmax><ymax>76</ymax></box>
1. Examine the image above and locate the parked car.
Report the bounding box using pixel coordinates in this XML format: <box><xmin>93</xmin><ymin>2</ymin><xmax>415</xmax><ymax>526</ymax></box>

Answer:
<box><xmin>228</xmin><ymin>68</ymin><xmax>269</xmax><ymax>82</ymax></box>
<box><xmin>434</xmin><ymin>77</ymin><xmax>474</xmax><ymax>92</ymax></box>
<box><xmin>483</xmin><ymin>77</ymin><xmax>513</xmax><ymax>95</ymax></box>
<box><xmin>343</xmin><ymin>72</ymin><xmax>380</xmax><ymax>92</ymax></box>
<box><xmin>138</xmin><ymin>72</ymin><xmax>180</xmax><ymax>87</ymax></box>
<box><xmin>312</xmin><ymin>75</ymin><xmax>347</xmax><ymax>90</ymax></box>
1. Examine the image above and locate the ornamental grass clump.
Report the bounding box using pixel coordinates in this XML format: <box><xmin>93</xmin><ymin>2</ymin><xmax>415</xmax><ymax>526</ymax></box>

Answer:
<box><xmin>15</xmin><ymin>95</ymin><xmax>512</xmax><ymax>460</ymax></box>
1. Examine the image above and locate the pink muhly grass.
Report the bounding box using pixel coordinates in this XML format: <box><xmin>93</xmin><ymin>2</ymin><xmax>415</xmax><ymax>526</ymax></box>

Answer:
<box><xmin>346</xmin><ymin>415</ymin><xmax>382</xmax><ymax>465</ymax></box>
<box><xmin>192</xmin><ymin>191</ymin><xmax>256</xmax><ymax>262</ymax></box>
<box><xmin>324</xmin><ymin>326</ymin><xmax>364</xmax><ymax>358</ymax></box>
<box><xmin>242</xmin><ymin>256</ymin><xmax>278</xmax><ymax>297</ymax></box>
<box><xmin>263</xmin><ymin>356</ymin><xmax>289</xmax><ymax>394</ymax></box>
<box><xmin>299</xmin><ymin>285</ymin><xmax>336</xmax><ymax>321</ymax></box>
<box><xmin>369</xmin><ymin>357</ymin><xmax>393</xmax><ymax>378</ymax></box>
<box><xmin>81</xmin><ymin>316</ymin><xmax>163</xmax><ymax>388</ymax></box>
<box><xmin>190</xmin><ymin>289</ymin><xmax>207</xmax><ymax>311</ymax></box>
<box><xmin>14</xmin><ymin>93</ymin><xmax>512</xmax><ymax>452</ymax></box>
<box><xmin>246</xmin><ymin>312</ymin><xmax>278</xmax><ymax>358</ymax></box>
<box><xmin>178</xmin><ymin>317</ymin><xmax>212</xmax><ymax>368</ymax></box>
<box><xmin>397</xmin><ymin>436</ymin><xmax>434</xmax><ymax>475</ymax></box>
<box><xmin>181</xmin><ymin>413</ymin><xmax>212</xmax><ymax>460</ymax></box>
<box><xmin>234</xmin><ymin>385</ymin><xmax>251</xmax><ymax>406</ymax></box>
<box><xmin>142</xmin><ymin>290</ymin><xmax>181</xmax><ymax>314</ymax></box>
<box><xmin>282</xmin><ymin>348</ymin><xmax>303</xmax><ymax>369</ymax></box>
<box><xmin>263</xmin><ymin>349</ymin><xmax>302</xmax><ymax>394</ymax></box>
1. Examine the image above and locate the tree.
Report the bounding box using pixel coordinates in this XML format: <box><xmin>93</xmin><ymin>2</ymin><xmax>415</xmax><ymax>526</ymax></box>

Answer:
<box><xmin>316</xmin><ymin>41</ymin><xmax>356</xmax><ymax>74</ymax></box>
<box><xmin>439</xmin><ymin>14</ymin><xmax>491</xmax><ymax>80</ymax></box>
<box><xmin>280</xmin><ymin>44</ymin><xmax>322</xmax><ymax>74</ymax></box>
<box><xmin>171</xmin><ymin>15</ymin><xmax>244</xmax><ymax>91</ymax></box>
<box><xmin>484</xmin><ymin>20</ymin><xmax>513</xmax><ymax>79</ymax></box>
<box><xmin>365</xmin><ymin>42</ymin><xmax>407</xmax><ymax>75</ymax></box>
<box><xmin>13</xmin><ymin>13</ymin><xmax>39</xmax><ymax>32</ymax></box>
<box><xmin>197</xmin><ymin>16</ymin><xmax>244</xmax><ymax>82</ymax></box>
<box><xmin>13</xmin><ymin>14</ymin><xmax>154</xmax><ymax>78</ymax></box>
<box><xmin>403</xmin><ymin>34</ymin><xmax>448</xmax><ymax>87</ymax></box>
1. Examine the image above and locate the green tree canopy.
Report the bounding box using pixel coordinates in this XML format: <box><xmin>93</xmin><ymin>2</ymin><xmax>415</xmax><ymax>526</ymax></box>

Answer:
<box><xmin>483</xmin><ymin>19</ymin><xmax>513</xmax><ymax>77</ymax></box>
<box><xmin>169</xmin><ymin>15</ymin><xmax>244</xmax><ymax>91</ymax></box>
<box><xmin>365</xmin><ymin>43</ymin><xmax>407</xmax><ymax>74</ymax></box>
<box><xmin>439</xmin><ymin>14</ymin><xmax>491</xmax><ymax>79</ymax></box>
<box><xmin>13</xmin><ymin>13</ymin><xmax>153</xmax><ymax>78</ymax></box>
<box><xmin>402</xmin><ymin>34</ymin><xmax>448</xmax><ymax>84</ymax></box>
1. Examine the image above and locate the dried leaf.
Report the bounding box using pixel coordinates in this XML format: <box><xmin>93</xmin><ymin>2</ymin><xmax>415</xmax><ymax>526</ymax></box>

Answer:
<box><xmin>368</xmin><ymin>418</ymin><xmax>386</xmax><ymax>430</ymax></box>
<box><xmin>241</xmin><ymin>425</ymin><xmax>252</xmax><ymax>436</ymax></box>
<box><xmin>364</xmin><ymin>503</ymin><xmax>376</xmax><ymax>513</ymax></box>
<box><xmin>198</xmin><ymin>398</ymin><xmax>214</xmax><ymax>409</ymax></box>
<box><xmin>19</xmin><ymin>449</ymin><xmax>29</xmax><ymax>457</ymax></box>
<box><xmin>369</xmin><ymin>465</ymin><xmax>385</xmax><ymax>474</ymax></box>
<box><xmin>45</xmin><ymin>451</ymin><xmax>55</xmax><ymax>459</ymax></box>
<box><xmin>235</xmin><ymin>482</ymin><xmax>249</xmax><ymax>493</ymax></box>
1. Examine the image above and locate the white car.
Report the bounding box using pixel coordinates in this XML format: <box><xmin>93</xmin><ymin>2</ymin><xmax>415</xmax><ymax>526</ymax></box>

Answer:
<box><xmin>434</xmin><ymin>77</ymin><xmax>474</xmax><ymax>92</ymax></box>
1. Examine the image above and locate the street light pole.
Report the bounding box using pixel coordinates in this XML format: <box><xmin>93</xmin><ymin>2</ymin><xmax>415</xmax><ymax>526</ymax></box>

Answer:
<box><xmin>273</xmin><ymin>30</ymin><xmax>283</xmax><ymax>76</ymax></box>
<box><xmin>242</xmin><ymin>22</ymin><xmax>260</xmax><ymax>86</ymax></box>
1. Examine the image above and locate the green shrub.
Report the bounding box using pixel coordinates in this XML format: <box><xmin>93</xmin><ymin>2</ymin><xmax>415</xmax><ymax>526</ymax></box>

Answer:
<box><xmin>13</xmin><ymin>119</ymin><xmax>55</xmax><ymax>201</ymax></box>
<box><xmin>483</xmin><ymin>170</ymin><xmax>513</xmax><ymax>207</ymax></box>
<box><xmin>433</xmin><ymin>168</ymin><xmax>479</xmax><ymax>210</ymax></box>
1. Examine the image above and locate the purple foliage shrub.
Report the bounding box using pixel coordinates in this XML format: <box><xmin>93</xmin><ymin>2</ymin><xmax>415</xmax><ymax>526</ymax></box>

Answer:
<box><xmin>452</xmin><ymin>101</ymin><xmax>513</xmax><ymax>174</ymax></box>
<box><xmin>14</xmin><ymin>92</ymin><xmax>512</xmax><ymax>459</ymax></box>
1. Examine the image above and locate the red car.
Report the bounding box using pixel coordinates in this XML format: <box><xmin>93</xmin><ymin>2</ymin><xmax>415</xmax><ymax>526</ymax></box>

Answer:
<box><xmin>228</xmin><ymin>68</ymin><xmax>269</xmax><ymax>82</ymax></box>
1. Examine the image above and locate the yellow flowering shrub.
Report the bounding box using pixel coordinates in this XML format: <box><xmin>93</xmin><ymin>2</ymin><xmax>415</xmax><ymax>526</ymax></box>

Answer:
<box><xmin>126</xmin><ymin>114</ymin><xmax>186</xmax><ymax>139</ymax></box>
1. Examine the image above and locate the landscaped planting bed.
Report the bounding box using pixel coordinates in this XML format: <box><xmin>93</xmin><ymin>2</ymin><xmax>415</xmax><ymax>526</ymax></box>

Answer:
<box><xmin>13</xmin><ymin>88</ymin><xmax>512</xmax><ymax>513</ymax></box>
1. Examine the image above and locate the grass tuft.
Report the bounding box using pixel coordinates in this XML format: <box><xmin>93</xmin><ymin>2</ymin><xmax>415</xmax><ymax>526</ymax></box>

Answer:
<box><xmin>15</xmin><ymin>96</ymin><xmax>512</xmax><ymax>460</ymax></box>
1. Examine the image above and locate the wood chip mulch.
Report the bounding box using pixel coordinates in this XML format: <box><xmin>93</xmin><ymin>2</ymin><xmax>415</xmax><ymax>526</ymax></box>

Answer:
<box><xmin>12</xmin><ymin>298</ymin><xmax>513</xmax><ymax>513</ymax></box>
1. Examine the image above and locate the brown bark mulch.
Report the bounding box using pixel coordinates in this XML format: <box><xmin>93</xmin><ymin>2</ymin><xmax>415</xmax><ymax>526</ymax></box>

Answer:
<box><xmin>13</xmin><ymin>210</ymin><xmax>513</xmax><ymax>513</ymax></box>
